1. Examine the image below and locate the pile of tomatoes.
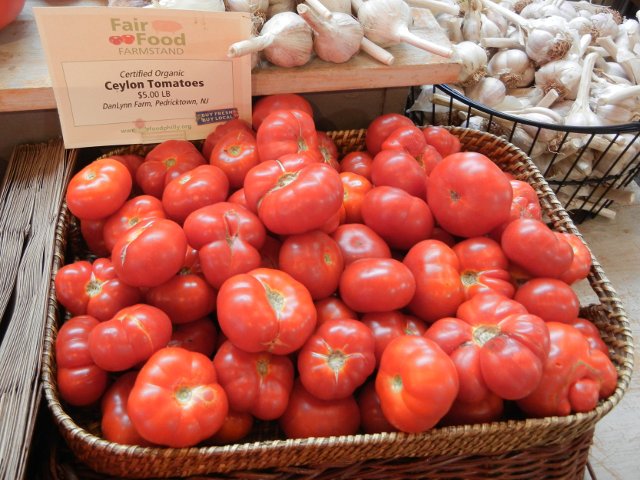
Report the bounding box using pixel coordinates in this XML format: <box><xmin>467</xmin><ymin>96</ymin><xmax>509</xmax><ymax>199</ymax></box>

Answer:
<box><xmin>54</xmin><ymin>94</ymin><xmax>617</xmax><ymax>449</ymax></box>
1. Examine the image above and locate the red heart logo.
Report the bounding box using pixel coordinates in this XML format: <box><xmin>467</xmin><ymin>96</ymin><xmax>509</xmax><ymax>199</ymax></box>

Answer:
<box><xmin>122</xmin><ymin>35</ymin><xmax>135</xmax><ymax>45</ymax></box>
<box><xmin>109</xmin><ymin>35</ymin><xmax>123</xmax><ymax>45</ymax></box>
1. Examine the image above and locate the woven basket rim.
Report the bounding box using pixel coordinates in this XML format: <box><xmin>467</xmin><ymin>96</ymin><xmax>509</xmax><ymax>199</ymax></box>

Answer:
<box><xmin>40</xmin><ymin>127</ymin><xmax>635</xmax><ymax>476</ymax></box>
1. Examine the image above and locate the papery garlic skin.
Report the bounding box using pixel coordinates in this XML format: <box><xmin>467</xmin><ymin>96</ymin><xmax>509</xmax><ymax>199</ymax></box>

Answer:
<box><xmin>465</xmin><ymin>76</ymin><xmax>507</xmax><ymax>107</ymax></box>
<box><xmin>267</xmin><ymin>0</ymin><xmax>296</xmax><ymax>18</ymax></box>
<box><xmin>316</xmin><ymin>0</ymin><xmax>351</xmax><ymax>13</ymax></box>
<box><xmin>534</xmin><ymin>59</ymin><xmax>582</xmax><ymax>100</ymax></box>
<box><xmin>452</xmin><ymin>41</ymin><xmax>488</xmax><ymax>86</ymax></box>
<box><xmin>488</xmin><ymin>49</ymin><xmax>534</xmax><ymax>88</ymax></box>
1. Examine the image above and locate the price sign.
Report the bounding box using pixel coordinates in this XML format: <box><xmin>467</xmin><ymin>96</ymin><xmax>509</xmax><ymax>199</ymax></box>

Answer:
<box><xmin>34</xmin><ymin>7</ymin><xmax>252</xmax><ymax>148</ymax></box>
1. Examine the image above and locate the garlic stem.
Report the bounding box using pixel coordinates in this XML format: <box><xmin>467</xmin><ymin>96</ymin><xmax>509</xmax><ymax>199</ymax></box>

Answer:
<box><xmin>596</xmin><ymin>85</ymin><xmax>640</xmax><ymax>105</ymax></box>
<box><xmin>228</xmin><ymin>35</ymin><xmax>274</xmax><ymax>57</ymax></box>
<box><xmin>406</xmin><ymin>0</ymin><xmax>460</xmax><ymax>16</ymax></box>
<box><xmin>306</xmin><ymin>0</ymin><xmax>331</xmax><ymax>19</ymax></box>
<box><xmin>536</xmin><ymin>89</ymin><xmax>560</xmax><ymax>108</ymax></box>
<box><xmin>360</xmin><ymin>37</ymin><xmax>395</xmax><ymax>65</ymax></box>
<box><xmin>397</xmin><ymin>29</ymin><xmax>454</xmax><ymax>58</ymax></box>
<box><xmin>481</xmin><ymin>37</ymin><xmax>524</xmax><ymax>49</ymax></box>
<box><xmin>481</xmin><ymin>0</ymin><xmax>531</xmax><ymax>30</ymax></box>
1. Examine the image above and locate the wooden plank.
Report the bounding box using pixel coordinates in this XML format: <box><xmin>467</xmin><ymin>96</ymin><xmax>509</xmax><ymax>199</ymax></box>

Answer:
<box><xmin>572</xmin><ymin>199</ymin><xmax>640</xmax><ymax>479</ymax></box>
<box><xmin>0</xmin><ymin>2</ymin><xmax>460</xmax><ymax>112</ymax></box>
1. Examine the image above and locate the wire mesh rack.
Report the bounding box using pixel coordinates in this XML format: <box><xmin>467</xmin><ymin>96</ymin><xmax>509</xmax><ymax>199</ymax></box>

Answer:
<box><xmin>407</xmin><ymin>84</ymin><xmax>640</xmax><ymax>223</ymax></box>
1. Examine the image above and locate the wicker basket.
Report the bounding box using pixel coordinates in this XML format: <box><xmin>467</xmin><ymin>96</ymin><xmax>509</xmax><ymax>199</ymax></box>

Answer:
<box><xmin>41</xmin><ymin>128</ymin><xmax>634</xmax><ymax>479</ymax></box>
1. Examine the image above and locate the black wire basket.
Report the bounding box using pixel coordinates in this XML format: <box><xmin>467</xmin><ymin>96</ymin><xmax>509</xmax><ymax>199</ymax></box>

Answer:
<box><xmin>407</xmin><ymin>84</ymin><xmax>640</xmax><ymax>223</ymax></box>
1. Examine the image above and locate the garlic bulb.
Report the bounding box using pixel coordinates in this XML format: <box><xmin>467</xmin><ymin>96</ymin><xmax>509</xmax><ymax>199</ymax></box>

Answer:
<box><xmin>438</xmin><ymin>14</ymin><xmax>464</xmax><ymax>44</ymax></box>
<box><xmin>354</xmin><ymin>0</ymin><xmax>453</xmax><ymax>58</ymax></box>
<box><xmin>228</xmin><ymin>12</ymin><xmax>313</xmax><ymax>68</ymax></box>
<box><xmin>452</xmin><ymin>41</ymin><xmax>488</xmax><ymax>86</ymax></box>
<box><xmin>465</xmin><ymin>76</ymin><xmax>506</xmax><ymax>107</ymax></box>
<box><xmin>462</xmin><ymin>0</ymin><xmax>482</xmax><ymax>43</ymax></box>
<box><xmin>267</xmin><ymin>0</ymin><xmax>295</xmax><ymax>18</ymax></box>
<box><xmin>226</xmin><ymin>0</ymin><xmax>269</xmax><ymax>13</ymax></box>
<box><xmin>145</xmin><ymin>0</ymin><xmax>225</xmax><ymax>9</ymax></box>
<box><xmin>519</xmin><ymin>0</ymin><xmax>577</xmax><ymax>21</ymax></box>
<box><xmin>297</xmin><ymin>0</ymin><xmax>363</xmax><ymax>63</ymax></box>
<box><xmin>534</xmin><ymin>59</ymin><xmax>582</xmax><ymax>100</ymax></box>
<box><xmin>565</xmin><ymin>52</ymin><xmax>601</xmax><ymax>128</ymax></box>
<box><xmin>488</xmin><ymin>49</ymin><xmax>534</xmax><ymax>88</ymax></box>
<box><xmin>525</xmin><ymin>19</ymin><xmax>573</xmax><ymax>66</ymax></box>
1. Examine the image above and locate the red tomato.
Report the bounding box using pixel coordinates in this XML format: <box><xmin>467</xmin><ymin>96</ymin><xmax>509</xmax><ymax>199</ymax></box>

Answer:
<box><xmin>247</xmin><ymin>162</ymin><xmax>344</xmax><ymax>236</ymax></box>
<box><xmin>331</xmin><ymin>223</ymin><xmax>391</xmax><ymax>266</ymax></box>
<box><xmin>80</xmin><ymin>219</ymin><xmax>110</xmax><ymax>257</ymax></box>
<box><xmin>340</xmin><ymin>151</ymin><xmax>373</xmax><ymax>180</ymax></box>
<box><xmin>339</xmin><ymin>258</ymin><xmax>416</xmax><ymax>313</ymax></box>
<box><xmin>365</xmin><ymin>113</ymin><xmax>415</xmax><ymax>156</ymax></box>
<box><xmin>101</xmin><ymin>371</ymin><xmax>152</xmax><ymax>446</ymax></box>
<box><xmin>517</xmin><ymin>322</ymin><xmax>617</xmax><ymax>417</ymax></box>
<box><xmin>127</xmin><ymin>347</ymin><xmax>228</xmax><ymax>447</ymax></box>
<box><xmin>491</xmin><ymin>180</ymin><xmax>543</xmax><ymax>240</ymax></box>
<box><xmin>111</xmin><ymin>218</ymin><xmax>188</xmax><ymax>288</ymax></box>
<box><xmin>168</xmin><ymin>317</ymin><xmax>218</xmax><ymax>357</ymax></box>
<box><xmin>453</xmin><ymin>237</ymin><xmax>515</xmax><ymax>299</ymax></box>
<box><xmin>419</xmin><ymin>144</ymin><xmax>444</xmax><ymax>176</ymax></box>
<box><xmin>376</xmin><ymin>335</ymin><xmax>458</xmax><ymax>433</ymax></box>
<box><xmin>361</xmin><ymin>186</ymin><xmax>434</xmax><ymax>250</ymax></box>
<box><xmin>361</xmin><ymin>311</ymin><xmax>427</xmax><ymax>365</ymax></box>
<box><xmin>202</xmin><ymin>119</ymin><xmax>253</xmax><ymax>160</ymax></box>
<box><xmin>209</xmin><ymin>129</ymin><xmax>259</xmax><ymax>190</ymax></box>
<box><xmin>217</xmin><ymin>268</ymin><xmax>317</xmax><ymax>355</ymax></box>
<box><xmin>227</xmin><ymin>187</ymin><xmax>250</xmax><ymax>208</ymax></box>
<box><xmin>568</xmin><ymin>317</ymin><xmax>609</xmax><ymax>355</ymax></box>
<box><xmin>278</xmin><ymin>230</ymin><xmax>344</xmax><ymax>300</ymax></box>
<box><xmin>314</xmin><ymin>296</ymin><xmax>358</xmax><ymax>325</ymax></box>
<box><xmin>103</xmin><ymin>195</ymin><xmax>166</xmax><ymax>252</ymax></box>
<box><xmin>0</xmin><ymin>0</ymin><xmax>25</xmax><ymax>31</ymax></box>
<box><xmin>298</xmin><ymin>319</ymin><xmax>376</xmax><ymax>400</ymax></box>
<box><xmin>55</xmin><ymin>315</ymin><xmax>108</xmax><ymax>406</ymax></box>
<box><xmin>427</xmin><ymin>152</ymin><xmax>512</xmax><ymax>237</ymax></box>
<box><xmin>213</xmin><ymin>340</ymin><xmax>294</xmax><ymax>420</ymax></box>
<box><xmin>422</xmin><ymin>126</ymin><xmax>461</xmax><ymax>158</ymax></box>
<box><xmin>340</xmin><ymin>172</ymin><xmax>372</xmax><ymax>224</ymax></box>
<box><xmin>183</xmin><ymin>202</ymin><xmax>266</xmax><ymax>289</ymax></box>
<box><xmin>403</xmin><ymin>240</ymin><xmax>465</xmax><ymax>323</ymax></box>
<box><xmin>161</xmin><ymin>165</ymin><xmax>229</xmax><ymax>224</ymax></box>
<box><xmin>279</xmin><ymin>380</ymin><xmax>360</xmax><ymax>439</ymax></box>
<box><xmin>54</xmin><ymin>258</ymin><xmax>141</xmax><ymax>321</ymax></box>
<box><xmin>66</xmin><ymin>158</ymin><xmax>132</xmax><ymax>221</ymax></box>
<box><xmin>145</xmin><ymin>270</ymin><xmax>217</xmax><ymax>324</ymax></box>
<box><xmin>556</xmin><ymin>232</ymin><xmax>592</xmax><ymax>285</ymax></box>
<box><xmin>358</xmin><ymin>381</ymin><xmax>398</xmax><ymax>434</ymax></box>
<box><xmin>429</xmin><ymin>226</ymin><xmax>456</xmax><ymax>247</ymax></box>
<box><xmin>501</xmin><ymin>218</ymin><xmax>574</xmax><ymax>279</ymax></box>
<box><xmin>440</xmin><ymin>394</ymin><xmax>504</xmax><ymax>426</ymax></box>
<box><xmin>110</xmin><ymin>154</ymin><xmax>144</xmax><ymax>184</ymax></box>
<box><xmin>381</xmin><ymin>125</ymin><xmax>428</xmax><ymax>158</ymax></box>
<box><xmin>515</xmin><ymin>278</ymin><xmax>580</xmax><ymax>324</ymax></box>
<box><xmin>136</xmin><ymin>140</ymin><xmax>206</xmax><ymax>198</ymax></box>
<box><xmin>456</xmin><ymin>292</ymin><xmax>528</xmax><ymax>325</ymax></box>
<box><xmin>252</xmin><ymin>93</ymin><xmax>314</xmax><ymax>130</ymax></box>
<box><xmin>371</xmin><ymin>149</ymin><xmax>427</xmax><ymax>198</ymax></box>
<box><xmin>426</xmin><ymin>313</ymin><xmax>550</xmax><ymax>401</ymax></box>
<box><xmin>256</xmin><ymin>109</ymin><xmax>321</xmax><ymax>162</ymax></box>
<box><xmin>260</xmin><ymin>234</ymin><xmax>282</xmax><ymax>269</ymax></box>
<box><xmin>88</xmin><ymin>304</ymin><xmax>172</xmax><ymax>372</ymax></box>
<box><xmin>208</xmin><ymin>410</ymin><xmax>254</xmax><ymax>445</ymax></box>
<box><xmin>317</xmin><ymin>131</ymin><xmax>340</xmax><ymax>170</ymax></box>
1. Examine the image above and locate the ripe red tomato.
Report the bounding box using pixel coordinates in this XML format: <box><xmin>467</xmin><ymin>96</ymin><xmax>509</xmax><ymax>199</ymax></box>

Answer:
<box><xmin>365</xmin><ymin>113</ymin><xmax>415</xmax><ymax>156</ymax></box>
<box><xmin>208</xmin><ymin>410</ymin><xmax>254</xmax><ymax>445</ymax></box>
<box><xmin>456</xmin><ymin>292</ymin><xmax>528</xmax><ymax>325</ymax></box>
<box><xmin>371</xmin><ymin>149</ymin><xmax>427</xmax><ymax>198</ymax></box>
<box><xmin>80</xmin><ymin>218</ymin><xmax>110</xmax><ymax>257</ymax></box>
<box><xmin>202</xmin><ymin>118</ymin><xmax>253</xmax><ymax>160</ymax></box>
<box><xmin>111</xmin><ymin>218</ymin><xmax>188</xmax><ymax>288</ymax></box>
<box><xmin>168</xmin><ymin>317</ymin><xmax>218</xmax><ymax>357</ymax></box>
<box><xmin>103</xmin><ymin>195</ymin><xmax>166</xmax><ymax>252</ymax></box>
<box><xmin>128</xmin><ymin>347</ymin><xmax>228</xmax><ymax>447</ymax></box>
<box><xmin>381</xmin><ymin>125</ymin><xmax>428</xmax><ymax>158</ymax></box>
<box><xmin>88</xmin><ymin>304</ymin><xmax>172</xmax><ymax>372</ymax></box>
<box><xmin>340</xmin><ymin>151</ymin><xmax>373</xmax><ymax>180</ymax></box>
<box><xmin>101</xmin><ymin>371</ymin><xmax>152</xmax><ymax>446</ymax></box>
<box><xmin>209</xmin><ymin>129</ymin><xmax>259</xmax><ymax>190</ymax></box>
<box><xmin>361</xmin><ymin>186</ymin><xmax>434</xmax><ymax>250</ymax></box>
<box><xmin>376</xmin><ymin>335</ymin><xmax>458</xmax><ymax>433</ymax></box>
<box><xmin>298</xmin><ymin>319</ymin><xmax>376</xmax><ymax>400</ymax></box>
<box><xmin>247</xmin><ymin>162</ymin><xmax>344</xmax><ymax>235</ymax></box>
<box><xmin>256</xmin><ymin>109</ymin><xmax>321</xmax><ymax>162</ymax></box>
<box><xmin>213</xmin><ymin>340</ymin><xmax>294</xmax><ymax>420</ymax></box>
<box><xmin>161</xmin><ymin>165</ymin><xmax>229</xmax><ymax>224</ymax></box>
<box><xmin>427</xmin><ymin>152</ymin><xmax>512</xmax><ymax>237</ymax></box>
<box><xmin>515</xmin><ymin>278</ymin><xmax>580</xmax><ymax>324</ymax></box>
<box><xmin>361</xmin><ymin>311</ymin><xmax>427</xmax><ymax>365</ymax></box>
<box><xmin>403</xmin><ymin>240</ymin><xmax>465</xmax><ymax>323</ymax></box>
<box><xmin>217</xmin><ymin>268</ymin><xmax>317</xmax><ymax>355</ymax></box>
<box><xmin>340</xmin><ymin>172</ymin><xmax>372</xmax><ymax>224</ymax></box>
<box><xmin>440</xmin><ymin>394</ymin><xmax>504</xmax><ymax>426</ymax></box>
<box><xmin>227</xmin><ymin>187</ymin><xmax>249</xmax><ymax>208</ymax></box>
<box><xmin>317</xmin><ymin>131</ymin><xmax>340</xmax><ymax>171</ymax></box>
<box><xmin>54</xmin><ymin>258</ymin><xmax>141</xmax><ymax>321</ymax></box>
<box><xmin>260</xmin><ymin>234</ymin><xmax>282</xmax><ymax>269</ymax></box>
<box><xmin>279</xmin><ymin>380</ymin><xmax>360</xmax><ymax>439</ymax></box>
<box><xmin>339</xmin><ymin>258</ymin><xmax>416</xmax><ymax>313</ymax></box>
<box><xmin>357</xmin><ymin>380</ymin><xmax>398</xmax><ymax>434</ymax></box>
<box><xmin>491</xmin><ymin>180</ymin><xmax>543</xmax><ymax>240</ymax></box>
<box><xmin>66</xmin><ymin>158</ymin><xmax>132</xmax><ymax>221</ymax></box>
<box><xmin>426</xmin><ymin>313</ymin><xmax>550</xmax><ymax>401</ymax></box>
<box><xmin>501</xmin><ymin>218</ymin><xmax>574</xmax><ymax>279</ymax></box>
<box><xmin>331</xmin><ymin>223</ymin><xmax>391</xmax><ymax>266</ymax></box>
<box><xmin>55</xmin><ymin>315</ymin><xmax>108</xmax><ymax>406</ymax></box>
<box><xmin>0</xmin><ymin>0</ymin><xmax>25</xmax><ymax>31</ymax></box>
<box><xmin>556</xmin><ymin>232</ymin><xmax>592</xmax><ymax>285</ymax></box>
<box><xmin>314</xmin><ymin>296</ymin><xmax>358</xmax><ymax>325</ymax></box>
<box><xmin>453</xmin><ymin>236</ymin><xmax>515</xmax><ymax>299</ymax></box>
<box><xmin>278</xmin><ymin>230</ymin><xmax>344</xmax><ymax>300</ymax></box>
<box><xmin>568</xmin><ymin>317</ymin><xmax>609</xmax><ymax>355</ymax></box>
<box><xmin>422</xmin><ymin>126</ymin><xmax>461</xmax><ymax>158</ymax></box>
<box><xmin>252</xmin><ymin>93</ymin><xmax>314</xmax><ymax>130</ymax></box>
<box><xmin>109</xmin><ymin>154</ymin><xmax>144</xmax><ymax>183</ymax></box>
<box><xmin>136</xmin><ymin>140</ymin><xmax>206</xmax><ymax>198</ymax></box>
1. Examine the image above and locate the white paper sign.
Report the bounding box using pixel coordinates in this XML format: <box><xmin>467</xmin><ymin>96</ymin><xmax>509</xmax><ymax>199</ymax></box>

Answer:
<box><xmin>34</xmin><ymin>7</ymin><xmax>252</xmax><ymax>148</ymax></box>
